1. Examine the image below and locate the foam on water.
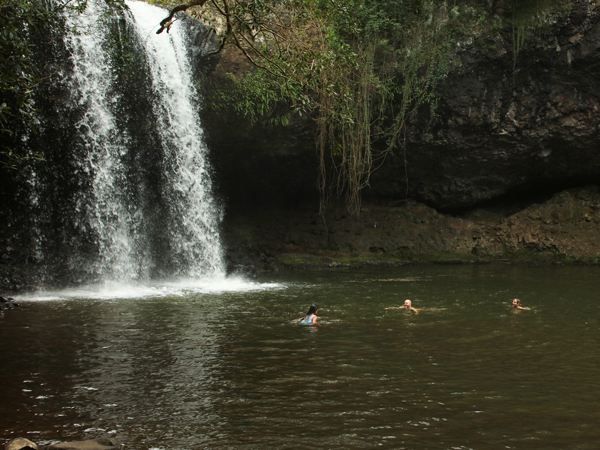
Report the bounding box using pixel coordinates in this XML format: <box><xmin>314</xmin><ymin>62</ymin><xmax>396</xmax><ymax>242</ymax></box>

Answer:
<box><xmin>15</xmin><ymin>277</ymin><xmax>287</xmax><ymax>301</ymax></box>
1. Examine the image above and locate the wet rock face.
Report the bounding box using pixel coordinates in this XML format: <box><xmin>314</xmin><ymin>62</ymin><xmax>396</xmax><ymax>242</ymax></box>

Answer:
<box><xmin>198</xmin><ymin>45</ymin><xmax>320</xmax><ymax>210</ymax></box>
<box><xmin>204</xmin><ymin>106</ymin><xmax>319</xmax><ymax>210</ymax></box>
<box><xmin>395</xmin><ymin>2</ymin><xmax>600</xmax><ymax>210</ymax></box>
<box><xmin>221</xmin><ymin>186</ymin><xmax>600</xmax><ymax>271</ymax></box>
<box><xmin>0</xmin><ymin>296</ymin><xmax>20</xmax><ymax>309</ymax></box>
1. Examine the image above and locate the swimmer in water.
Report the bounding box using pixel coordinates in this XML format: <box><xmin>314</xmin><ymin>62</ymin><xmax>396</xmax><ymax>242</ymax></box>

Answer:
<box><xmin>511</xmin><ymin>298</ymin><xmax>530</xmax><ymax>310</ymax></box>
<box><xmin>297</xmin><ymin>304</ymin><xmax>319</xmax><ymax>324</ymax></box>
<box><xmin>386</xmin><ymin>299</ymin><xmax>419</xmax><ymax>314</ymax></box>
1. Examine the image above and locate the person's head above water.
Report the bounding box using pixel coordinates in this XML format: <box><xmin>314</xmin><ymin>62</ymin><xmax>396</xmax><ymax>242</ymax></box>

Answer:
<box><xmin>306</xmin><ymin>304</ymin><xmax>319</xmax><ymax>315</ymax></box>
<box><xmin>296</xmin><ymin>304</ymin><xmax>320</xmax><ymax>324</ymax></box>
<box><xmin>511</xmin><ymin>298</ymin><xmax>530</xmax><ymax>310</ymax></box>
<box><xmin>385</xmin><ymin>299</ymin><xmax>418</xmax><ymax>313</ymax></box>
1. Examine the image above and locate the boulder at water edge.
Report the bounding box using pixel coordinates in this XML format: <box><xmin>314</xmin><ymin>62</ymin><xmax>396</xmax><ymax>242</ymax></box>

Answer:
<box><xmin>5</xmin><ymin>437</ymin><xmax>37</xmax><ymax>450</ymax></box>
<box><xmin>0</xmin><ymin>297</ymin><xmax>20</xmax><ymax>310</ymax></box>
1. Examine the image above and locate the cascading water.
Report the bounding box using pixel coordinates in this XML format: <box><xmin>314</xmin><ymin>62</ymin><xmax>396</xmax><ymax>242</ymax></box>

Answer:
<box><xmin>65</xmin><ymin>0</ymin><xmax>141</xmax><ymax>282</ymax></box>
<box><xmin>126</xmin><ymin>0</ymin><xmax>224</xmax><ymax>279</ymax></box>
<box><xmin>34</xmin><ymin>0</ymin><xmax>226</xmax><ymax>286</ymax></box>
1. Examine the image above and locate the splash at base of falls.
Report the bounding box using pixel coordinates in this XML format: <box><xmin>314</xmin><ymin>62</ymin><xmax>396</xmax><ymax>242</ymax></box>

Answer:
<box><xmin>15</xmin><ymin>277</ymin><xmax>287</xmax><ymax>301</ymax></box>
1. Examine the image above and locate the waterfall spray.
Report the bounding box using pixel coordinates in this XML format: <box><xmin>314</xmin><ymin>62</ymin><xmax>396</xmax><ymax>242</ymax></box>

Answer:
<box><xmin>64</xmin><ymin>0</ymin><xmax>141</xmax><ymax>282</ymax></box>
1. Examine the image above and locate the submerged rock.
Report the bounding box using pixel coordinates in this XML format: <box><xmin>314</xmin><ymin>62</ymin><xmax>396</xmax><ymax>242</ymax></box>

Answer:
<box><xmin>0</xmin><ymin>297</ymin><xmax>20</xmax><ymax>310</ymax></box>
<box><xmin>3</xmin><ymin>438</ymin><xmax>120</xmax><ymax>450</ymax></box>
<box><xmin>46</xmin><ymin>439</ymin><xmax>119</xmax><ymax>450</ymax></box>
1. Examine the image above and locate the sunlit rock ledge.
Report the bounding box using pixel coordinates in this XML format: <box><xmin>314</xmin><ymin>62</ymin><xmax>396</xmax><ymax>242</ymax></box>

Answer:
<box><xmin>221</xmin><ymin>186</ymin><xmax>600</xmax><ymax>273</ymax></box>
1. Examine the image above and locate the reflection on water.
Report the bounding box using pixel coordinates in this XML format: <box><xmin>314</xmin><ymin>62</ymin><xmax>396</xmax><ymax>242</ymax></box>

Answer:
<box><xmin>1</xmin><ymin>265</ymin><xmax>599</xmax><ymax>449</ymax></box>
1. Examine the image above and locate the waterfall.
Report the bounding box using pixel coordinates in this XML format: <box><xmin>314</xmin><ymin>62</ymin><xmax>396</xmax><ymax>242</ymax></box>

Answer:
<box><xmin>65</xmin><ymin>0</ymin><xmax>142</xmax><ymax>282</ymax></box>
<box><xmin>47</xmin><ymin>0</ymin><xmax>225</xmax><ymax>285</ymax></box>
<box><xmin>126</xmin><ymin>0</ymin><xmax>224</xmax><ymax>279</ymax></box>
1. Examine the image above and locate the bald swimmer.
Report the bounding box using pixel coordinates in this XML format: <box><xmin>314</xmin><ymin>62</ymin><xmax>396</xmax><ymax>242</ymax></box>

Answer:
<box><xmin>511</xmin><ymin>298</ymin><xmax>530</xmax><ymax>310</ymax></box>
<box><xmin>386</xmin><ymin>299</ymin><xmax>419</xmax><ymax>314</ymax></box>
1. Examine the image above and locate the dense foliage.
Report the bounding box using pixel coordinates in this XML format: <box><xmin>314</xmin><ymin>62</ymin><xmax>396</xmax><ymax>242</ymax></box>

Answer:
<box><xmin>0</xmin><ymin>0</ymin><xmax>56</xmax><ymax>167</ymax></box>
<box><xmin>0</xmin><ymin>0</ymin><xmax>125</xmax><ymax>168</ymax></box>
<box><xmin>188</xmin><ymin>0</ymin><xmax>482</xmax><ymax>216</ymax></box>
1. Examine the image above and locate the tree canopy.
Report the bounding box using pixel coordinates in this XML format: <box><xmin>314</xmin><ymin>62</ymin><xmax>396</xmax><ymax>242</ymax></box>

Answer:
<box><xmin>0</xmin><ymin>0</ymin><xmax>55</xmax><ymax>167</ymax></box>
<box><xmin>0</xmin><ymin>0</ymin><xmax>126</xmax><ymax>168</ymax></box>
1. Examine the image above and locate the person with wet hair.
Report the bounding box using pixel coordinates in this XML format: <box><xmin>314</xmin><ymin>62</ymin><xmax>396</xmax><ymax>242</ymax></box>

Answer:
<box><xmin>386</xmin><ymin>299</ymin><xmax>419</xmax><ymax>314</ymax></box>
<box><xmin>511</xmin><ymin>298</ymin><xmax>530</xmax><ymax>310</ymax></box>
<box><xmin>297</xmin><ymin>304</ymin><xmax>319</xmax><ymax>324</ymax></box>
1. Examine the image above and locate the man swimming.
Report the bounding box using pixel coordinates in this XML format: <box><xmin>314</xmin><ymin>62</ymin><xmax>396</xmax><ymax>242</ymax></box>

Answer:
<box><xmin>511</xmin><ymin>298</ymin><xmax>530</xmax><ymax>310</ymax></box>
<box><xmin>386</xmin><ymin>299</ymin><xmax>419</xmax><ymax>314</ymax></box>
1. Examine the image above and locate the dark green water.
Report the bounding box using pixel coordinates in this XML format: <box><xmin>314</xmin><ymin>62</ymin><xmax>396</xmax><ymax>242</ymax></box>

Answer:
<box><xmin>1</xmin><ymin>264</ymin><xmax>599</xmax><ymax>449</ymax></box>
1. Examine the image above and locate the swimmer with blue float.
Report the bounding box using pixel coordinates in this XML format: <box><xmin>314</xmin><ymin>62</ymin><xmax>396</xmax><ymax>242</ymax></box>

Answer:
<box><xmin>386</xmin><ymin>299</ymin><xmax>419</xmax><ymax>314</ymax></box>
<box><xmin>297</xmin><ymin>304</ymin><xmax>319</xmax><ymax>324</ymax></box>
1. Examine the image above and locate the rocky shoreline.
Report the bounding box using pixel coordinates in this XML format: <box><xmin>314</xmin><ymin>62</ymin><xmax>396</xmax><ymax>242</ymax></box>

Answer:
<box><xmin>223</xmin><ymin>185</ymin><xmax>600</xmax><ymax>274</ymax></box>
<box><xmin>4</xmin><ymin>437</ymin><xmax>119</xmax><ymax>450</ymax></box>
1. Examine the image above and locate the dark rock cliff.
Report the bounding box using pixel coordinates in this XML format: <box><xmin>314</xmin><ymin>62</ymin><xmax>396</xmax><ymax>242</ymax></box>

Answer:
<box><xmin>3</xmin><ymin>2</ymin><xmax>600</xmax><ymax>292</ymax></box>
<box><xmin>396</xmin><ymin>1</ymin><xmax>600</xmax><ymax>210</ymax></box>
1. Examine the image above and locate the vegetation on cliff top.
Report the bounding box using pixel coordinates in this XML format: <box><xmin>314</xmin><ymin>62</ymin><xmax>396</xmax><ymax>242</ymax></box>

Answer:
<box><xmin>0</xmin><ymin>0</ymin><xmax>55</xmax><ymax>168</ymax></box>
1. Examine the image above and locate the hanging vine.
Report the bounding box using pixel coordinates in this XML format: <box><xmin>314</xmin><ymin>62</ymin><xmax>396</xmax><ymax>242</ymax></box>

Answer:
<box><xmin>507</xmin><ymin>0</ymin><xmax>571</xmax><ymax>71</ymax></box>
<box><xmin>312</xmin><ymin>2</ymin><xmax>456</xmax><ymax>218</ymax></box>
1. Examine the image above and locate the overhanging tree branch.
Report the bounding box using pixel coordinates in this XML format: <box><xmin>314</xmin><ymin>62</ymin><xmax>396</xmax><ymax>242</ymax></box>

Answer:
<box><xmin>156</xmin><ymin>0</ymin><xmax>209</xmax><ymax>34</ymax></box>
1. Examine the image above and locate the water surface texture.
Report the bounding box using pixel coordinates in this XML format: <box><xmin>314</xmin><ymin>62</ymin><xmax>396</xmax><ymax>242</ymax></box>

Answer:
<box><xmin>1</xmin><ymin>264</ymin><xmax>599</xmax><ymax>449</ymax></box>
